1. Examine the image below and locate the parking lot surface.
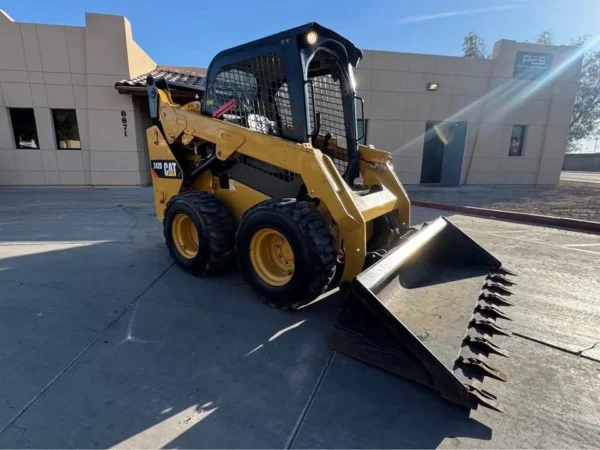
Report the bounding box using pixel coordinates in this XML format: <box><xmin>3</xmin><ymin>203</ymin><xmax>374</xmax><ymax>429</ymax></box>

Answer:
<box><xmin>560</xmin><ymin>171</ymin><xmax>600</xmax><ymax>184</ymax></box>
<box><xmin>0</xmin><ymin>188</ymin><xmax>599</xmax><ymax>448</ymax></box>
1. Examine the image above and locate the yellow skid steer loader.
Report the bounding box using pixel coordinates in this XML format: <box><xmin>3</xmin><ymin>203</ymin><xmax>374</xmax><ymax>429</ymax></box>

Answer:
<box><xmin>145</xmin><ymin>23</ymin><xmax>515</xmax><ymax>411</ymax></box>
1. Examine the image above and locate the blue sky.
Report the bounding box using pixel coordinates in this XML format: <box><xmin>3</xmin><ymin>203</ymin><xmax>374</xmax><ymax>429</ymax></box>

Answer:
<box><xmin>2</xmin><ymin>0</ymin><xmax>599</xmax><ymax>68</ymax></box>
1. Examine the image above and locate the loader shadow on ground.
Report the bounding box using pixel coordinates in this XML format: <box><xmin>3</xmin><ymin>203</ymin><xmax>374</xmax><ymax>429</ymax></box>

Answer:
<box><xmin>290</xmin><ymin>355</ymin><xmax>492</xmax><ymax>449</ymax></box>
<box><xmin>0</xmin><ymin>239</ymin><xmax>334</xmax><ymax>447</ymax></box>
<box><xmin>0</xmin><ymin>238</ymin><xmax>492</xmax><ymax>448</ymax></box>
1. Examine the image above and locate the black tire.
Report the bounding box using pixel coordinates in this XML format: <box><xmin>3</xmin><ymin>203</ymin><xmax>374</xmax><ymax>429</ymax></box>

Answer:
<box><xmin>236</xmin><ymin>198</ymin><xmax>336</xmax><ymax>308</ymax></box>
<box><xmin>164</xmin><ymin>191</ymin><xmax>235</xmax><ymax>274</ymax></box>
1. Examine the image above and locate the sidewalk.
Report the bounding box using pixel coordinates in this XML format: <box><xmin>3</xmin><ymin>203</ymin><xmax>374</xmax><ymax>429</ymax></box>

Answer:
<box><xmin>560</xmin><ymin>171</ymin><xmax>600</xmax><ymax>184</ymax></box>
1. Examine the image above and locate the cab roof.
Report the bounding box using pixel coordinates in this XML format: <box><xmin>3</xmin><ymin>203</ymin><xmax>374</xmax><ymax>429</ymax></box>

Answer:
<box><xmin>210</xmin><ymin>22</ymin><xmax>363</xmax><ymax>67</ymax></box>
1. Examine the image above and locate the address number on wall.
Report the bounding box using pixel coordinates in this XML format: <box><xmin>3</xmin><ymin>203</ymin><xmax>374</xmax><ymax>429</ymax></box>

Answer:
<box><xmin>121</xmin><ymin>110</ymin><xmax>128</xmax><ymax>136</ymax></box>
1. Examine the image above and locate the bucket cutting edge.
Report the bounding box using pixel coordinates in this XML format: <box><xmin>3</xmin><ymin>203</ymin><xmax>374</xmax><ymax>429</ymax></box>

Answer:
<box><xmin>329</xmin><ymin>216</ymin><xmax>516</xmax><ymax>412</ymax></box>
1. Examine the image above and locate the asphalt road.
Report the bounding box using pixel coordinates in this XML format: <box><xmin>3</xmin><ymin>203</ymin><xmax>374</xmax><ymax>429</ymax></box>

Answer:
<box><xmin>0</xmin><ymin>188</ymin><xmax>599</xmax><ymax>448</ymax></box>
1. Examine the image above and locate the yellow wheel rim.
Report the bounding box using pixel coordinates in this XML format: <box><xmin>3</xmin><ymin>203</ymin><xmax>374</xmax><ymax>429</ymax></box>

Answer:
<box><xmin>249</xmin><ymin>228</ymin><xmax>295</xmax><ymax>287</ymax></box>
<box><xmin>172</xmin><ymin>213</ymin><xmax>199</xmax><ymax>259</ymax></box>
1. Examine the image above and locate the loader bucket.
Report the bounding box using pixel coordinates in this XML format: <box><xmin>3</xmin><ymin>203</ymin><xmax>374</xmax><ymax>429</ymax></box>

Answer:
<box><xmin>329</xmin><ymin>216</ymin><xmax>516</xmax><ymax>412</ymax></box>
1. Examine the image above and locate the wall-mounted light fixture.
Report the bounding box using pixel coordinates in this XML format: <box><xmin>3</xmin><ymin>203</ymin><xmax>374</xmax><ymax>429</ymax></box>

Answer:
<box><xmin>427</xmin><ymin>82</ymin><xmax>440</xmax><ymax>91</ymax></box>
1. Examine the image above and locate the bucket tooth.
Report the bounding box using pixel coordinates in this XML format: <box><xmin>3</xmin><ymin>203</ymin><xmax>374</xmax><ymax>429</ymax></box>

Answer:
<box><xmin>466</xmin><ymin>385</ymin><xmax>503</xmax><ymax>413</ymax></box>
<box><xmin>492</xmin><ymin>267</ymin><xmax>517</xmax><ymax>277</ymax></box>
<box><xmin>469</xmin><ymin>318</ymin><xmax>513</xmax><ymax>336</ymax></box>
<box><xmin>483</xmin><ymin>280</ymin><xmax>514</xmax><ymax>296</ymax></box>
<box><xmin>487</xmin><ymin>273</ymin><xmax>517</xmax><ymax>286</ymax></box>
<box><xmin>457</xmin><ymin>356</ymin><xmax>508</xmax><ymax>382</ymax></box>
<box><xmin>475</xmin><ymin>303</ymin><xmax>513</xmax><ymax>321</ymax></box>
<box><xmin>480</xmin><ymin>292</ymin><xmax>514</xmax><ymax>307</ymax></box>
<box><xmin>463</xmin><ymin>335</ymin><xmax>510</xmax><ymax>357</ymax></box>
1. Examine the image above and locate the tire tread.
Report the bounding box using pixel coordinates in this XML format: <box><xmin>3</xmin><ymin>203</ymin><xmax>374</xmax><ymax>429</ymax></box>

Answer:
<box><xmin>240</xmin><ymin>198</ymin><xmax>336</xmax><ymax>308</ymax></box>
<box><xmin>164</xmin><ymin>191</ymin><xmax>235</xmax><ymax>274</ymax></box>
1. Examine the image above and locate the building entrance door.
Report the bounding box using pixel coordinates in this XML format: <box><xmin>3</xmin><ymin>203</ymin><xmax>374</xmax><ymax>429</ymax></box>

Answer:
<box><xmin>420</xmin><ymin>121</ymin><xmax>467</xmax><ymax>186</ymax></box>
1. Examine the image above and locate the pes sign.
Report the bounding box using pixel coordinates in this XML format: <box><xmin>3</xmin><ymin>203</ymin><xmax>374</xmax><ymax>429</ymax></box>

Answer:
<box><xmin>513</xmin><ymin>51</ymin><xmax>553</xmax><ymax>80</ymax></box>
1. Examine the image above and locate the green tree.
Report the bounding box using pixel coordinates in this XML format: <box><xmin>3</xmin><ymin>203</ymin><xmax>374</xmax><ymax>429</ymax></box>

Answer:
<box><xmin>462</xmin><ymin>31</ymin><xmax>488</xmax><ymax>59</ymax></box>
<box><xmin>535</xmin><ymin>30</ymin><xmax>555</xmax><ymax>45</ymax></box>
<box><xmin>567</xmin><ymin>36</ymin><xmax>600</xmax><ymax>150</ymax></box>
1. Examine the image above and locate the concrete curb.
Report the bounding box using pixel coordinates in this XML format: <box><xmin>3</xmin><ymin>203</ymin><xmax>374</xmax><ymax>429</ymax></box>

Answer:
<box><xmin>411</xmin><ymin>201</ymin><xmax>600</xmax><ymax>233</ymax></box>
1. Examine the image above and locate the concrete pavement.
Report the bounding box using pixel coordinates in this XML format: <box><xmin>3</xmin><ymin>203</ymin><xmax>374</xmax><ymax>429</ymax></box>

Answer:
<box><xmin>561</xmin><ymin>171</ymin><xmax>600</xmax><ymax>184</ymax></box>
<box><xmin>0</xmin><ymin>188</ymin><xmax>599</xmax><ymax>448</ymax></box>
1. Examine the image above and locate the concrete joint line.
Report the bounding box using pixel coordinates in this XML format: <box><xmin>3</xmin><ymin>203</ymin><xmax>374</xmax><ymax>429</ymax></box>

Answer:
<box><xmin>0</xmin><ymin>262</ymin><xmax>175</xmax><ymax>437</ymax></box>
<box><xmin>118</xmin><ymin>205</ymin><xmax>140</xmax><ymax>243</ymax></box>
<box><xmin>514</xmin><ymin>332</ymin><xmax>600</xmax><ymax>363</ymax></box>
<box><xmin>285</xmin><ymin>351</ymin><xmax>336</xmax><ymax>449</ymax></box>
<box><xmin>11</xmin><ymin>423</ymin><xmax>31</xmax><ymax>448</ymax></box>
<box><xmin>578</xmin><ymin>342</ymin><xmax>600</xmax><ymax>356</ymax></box>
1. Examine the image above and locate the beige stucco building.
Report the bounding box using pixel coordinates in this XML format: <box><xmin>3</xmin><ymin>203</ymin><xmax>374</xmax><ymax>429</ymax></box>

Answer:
<box><xmin>356</xmin><ymin>43</ymin><xmax>581</xmax><ymax>185</ymax></box>
<box><xmin>0</xmin><ymin>11</ymin><xmax>581</xmax><ymax>187</ymax></box>
<box><xmin>0</xmin><ymin>10</ymin><xmax>155</xmax><ymax>186</ymax></box>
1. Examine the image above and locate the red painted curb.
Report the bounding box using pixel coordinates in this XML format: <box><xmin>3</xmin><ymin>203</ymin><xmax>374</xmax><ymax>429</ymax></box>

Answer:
<box><xmin>411</xmin><ymin>201</ymin><xmax>600</xmax><ymax>233</ymax></box>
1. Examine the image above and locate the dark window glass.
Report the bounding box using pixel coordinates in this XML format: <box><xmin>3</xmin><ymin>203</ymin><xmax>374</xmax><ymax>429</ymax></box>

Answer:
<box><xmin>357</xmin><ymin>119</ymin><xmax>368</xmax><ymax>145</ymax></box>
<box><xmin>52</xmin><ymin>109</ymin><xmax>81</xmax><ymax>149</ymax></box>
<box><xmin>509</xmin><ymin>125</ymin><xmax>526</xmax><ymax>156</ymax></box>
<box><xmin>9</xmin><ymin>108</ymin><xmax>39</xmax><ymax>149</ymax></box>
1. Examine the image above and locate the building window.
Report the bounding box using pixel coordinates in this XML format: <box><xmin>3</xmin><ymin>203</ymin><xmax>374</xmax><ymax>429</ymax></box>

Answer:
<box><xmin>509</xmin><ymin>125</ymin><xmax>526</xmax><ymax>156</ymax></box>
<box><xmin>9</xmin><ymin>108</ymin><xmax>39</xmax><ymax>149</ymax></box>
<box><xmin>52</xmin><ymin>109</ymin><xmax>81</xmax><ymax>149</ymax></box>
<box><xmin>357</xmin><ymin>119</ymin><xmax>368</xmax><ymax>145</ymax></box>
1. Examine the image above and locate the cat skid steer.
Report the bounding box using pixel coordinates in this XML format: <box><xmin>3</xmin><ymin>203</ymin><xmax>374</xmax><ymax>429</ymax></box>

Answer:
<box><xmin>145</xmin><ymin>23</ymin><xmax>516</xmax><ymax>412</ymax></box>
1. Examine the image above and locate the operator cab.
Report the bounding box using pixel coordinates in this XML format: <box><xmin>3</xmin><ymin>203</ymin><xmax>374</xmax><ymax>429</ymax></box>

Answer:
<box><xmin>202</xmin><ymin>23</ymin><xmax>364</xmax><ymax>183</ymax></box>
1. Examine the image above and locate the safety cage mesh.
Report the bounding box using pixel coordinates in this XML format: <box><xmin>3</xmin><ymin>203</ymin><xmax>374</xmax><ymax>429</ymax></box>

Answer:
<box><xmin>204</xmin><ymin>53</ymin><xmax>293</xmax><ymax>137</ymax></box>
<box><xmin>307</xmin><ymin>54</ymin><xmax>349</xmax><ymax>175</ymax></box>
